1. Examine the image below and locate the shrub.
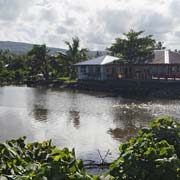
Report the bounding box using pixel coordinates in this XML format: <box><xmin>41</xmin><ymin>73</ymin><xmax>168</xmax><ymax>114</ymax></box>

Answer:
<box><xmin>109</xmin><ymin>117</ymin><xmax>180</xmax><ymax>180</ymax></box>
<box><xmin>0</xmin><ymin>137</ymin><xmax>98</xmax><ymax>180</ymax></box>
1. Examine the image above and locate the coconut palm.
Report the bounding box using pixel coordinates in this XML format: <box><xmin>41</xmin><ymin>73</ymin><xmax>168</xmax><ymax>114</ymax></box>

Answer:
<box><xmin>58</xmin><ymin>37</ymin><xmax>88</xmax><ymax>78</ymax></box>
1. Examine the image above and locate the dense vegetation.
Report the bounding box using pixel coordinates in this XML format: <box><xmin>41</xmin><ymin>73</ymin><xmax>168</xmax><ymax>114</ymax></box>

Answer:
<box><xmin>109</xmin><ymin>117</ymin><xmax>180</xmax><ymax>180</ymax></box>
<box><xmin>0</xmin><ymin>30</ymin><xmax>164</xmax><ymax>85</ymax></box>
<box><xmin>0</xmin><ymin>137</ymin><xmax>98</xmax><ymax>180</ymax></box>
<box><xmin>0</xmin><ymin>37</ymin><xmax>88</xmax><ymax>85</ymax></box>
<box><xmin>1</xmin><ymin>117</ymin><xmax>180</xmax><ymax>179</ymax></box>
<box><xmin>108</xmin><ymin>30</ymin><xmax>164</xmax><ymax>64</ymax></box>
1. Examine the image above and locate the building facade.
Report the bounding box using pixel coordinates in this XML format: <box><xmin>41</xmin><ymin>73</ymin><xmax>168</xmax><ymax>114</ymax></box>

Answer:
<box><xmin>75</xmin><ymin>55</ymin><xmax>119</xmax><ymax>80</ymax></box>
<box><xmin>75</xmin><ymin>50</ymin><xmax>180</xmax><ymax>81</ymax></box>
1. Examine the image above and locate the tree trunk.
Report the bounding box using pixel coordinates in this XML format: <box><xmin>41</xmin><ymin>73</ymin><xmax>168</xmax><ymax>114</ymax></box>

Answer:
<box><xmin>70</xmin><ymin>66</ymin><xmax>76</xmax><ymax>79</ymax></box>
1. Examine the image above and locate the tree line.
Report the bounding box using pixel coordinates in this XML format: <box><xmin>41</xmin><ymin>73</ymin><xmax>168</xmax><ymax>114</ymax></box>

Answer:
<box><xmin>0</xmin><ymin>30</ymin><xmax>167</xmax><ymax>84</ymax></box>
<box><xmin>0</xmin><ymin>37</ymin><xmax>88</xmax><ymax>84</ymax></box>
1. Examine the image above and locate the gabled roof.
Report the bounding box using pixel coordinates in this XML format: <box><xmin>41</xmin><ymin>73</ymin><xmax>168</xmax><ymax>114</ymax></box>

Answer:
<box><xmin>150</xmin><ymin>50</ymin><xmax>165</xmax><ymax>64</ymax></box>
<box><xmin>150</xmin><ymin>50</ymin><xmax>180</xmax><ymax>64</ymax></box>
<box><xmin>74</xmin><ymin>55</ymin><xmax>119</xmax><ymax>66</ymax></box>
<box><xmin>169</xmin><ymin>51</ymin><xmax>180</xmax><ymax>64</ymax></box>
<box><xmin>75</xmin><ymin>50</ymin><xmax>180</xmax><ymax>66</ymax></box>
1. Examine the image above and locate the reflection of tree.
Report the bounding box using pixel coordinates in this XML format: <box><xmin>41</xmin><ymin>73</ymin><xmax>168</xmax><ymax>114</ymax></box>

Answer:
<box><xmin>33</xmin><ymin>105</ymin><xmax>48</xmax><ymax>122</ymax></box>
<box><xmin>29</xmin><ymin>88</ymin><xmax>49</xmax><ymax>122</ymax></box>
<box><xmin>69</xmin><ymin>110</ymin><xmax>80</xmax><ymax>129</ymax></box>
<box><xmin>108</xmin><ymin>127</ymin><xmax>137</xmax><ymax>141</ymax></box>
<box><xmin>108</xmin><ymin>104</ymin><xmax>153</xmax><ymax>140</ymax></box>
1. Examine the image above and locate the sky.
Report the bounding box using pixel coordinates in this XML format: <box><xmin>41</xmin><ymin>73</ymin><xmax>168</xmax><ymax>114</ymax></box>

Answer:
<box><xmin>0</xmin><ymin>0</ymin><xmax>180</xmax><ymax>50</ymax></box>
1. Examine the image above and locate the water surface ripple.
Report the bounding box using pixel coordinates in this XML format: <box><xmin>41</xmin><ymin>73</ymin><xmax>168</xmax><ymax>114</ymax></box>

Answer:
<box><xmin>0</xmin><ymin>86</ymin><xmax>179</xmax><ymax>162</ymax></box>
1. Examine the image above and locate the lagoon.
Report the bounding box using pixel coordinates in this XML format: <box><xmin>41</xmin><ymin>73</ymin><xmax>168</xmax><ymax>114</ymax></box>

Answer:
<box><xmin>0</xmin><ymin>86</ymin><xmax>179</xmax><ymax>164</ymax></box>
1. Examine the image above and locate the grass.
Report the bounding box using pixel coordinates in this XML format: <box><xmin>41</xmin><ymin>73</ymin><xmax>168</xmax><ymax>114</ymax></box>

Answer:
<box><xmin>57</xmin><ymin>77</ymin><xmax>78</xmax><ymax>83</ymax></box>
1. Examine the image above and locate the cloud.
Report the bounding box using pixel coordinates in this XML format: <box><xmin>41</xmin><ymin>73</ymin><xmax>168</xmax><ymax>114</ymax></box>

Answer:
<box><xmin>0</xmin><ymin>0</ymin><xmax>22</xmax><ymax>21</ymax></box>
<box><xmin>39</xmin><ymin>8</ymin><xmax>58</xmax><ymax>22</ymax></box>
<box><xmin>65</xmin><ymin>17</ymin><xmax>76</xmax><ymax>26</ymax></box>
<box><xmin>56</xmin><ymin>26</ymin><xmax>68</xmax><ymax>34</ymax></box>
<box><xmin>100</xmin><ymin>9</ymin><xmax>132</xmax><ymax>34</ymax></box>
<box><xmin>170</xmin><ymin>0</ymin><xmax>180</xmax><ymax>17</ymax></box>
<box><xmin>0</xmin><ymin>0</ymin><xmax>180</xmax><ymax>50</ymax></box>
<box><xmin>135</xmin><ymin>12</ymin><xmax>174</xmax><ymax>42</ymax></box>
<box><xmin>0</xmin><ymin>0</ymin><xmax>35</xmax><ymax>21</ymax></box>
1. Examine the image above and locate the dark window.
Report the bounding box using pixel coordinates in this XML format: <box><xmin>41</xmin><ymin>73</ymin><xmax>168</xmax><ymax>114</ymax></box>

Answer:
<box><xmin>80</xmin><ymin>66</ymin><xmax>87</xmax><ymax>73</ymax></box>
<box><xmin>96</xmin><ymin>67</ymin><xmax>100</xmax><ymax>73</ymax></box>
<box><xmin>112</xmin><ymin>67</ymin><xmax>116</xmax><ymax>74</ymax></box>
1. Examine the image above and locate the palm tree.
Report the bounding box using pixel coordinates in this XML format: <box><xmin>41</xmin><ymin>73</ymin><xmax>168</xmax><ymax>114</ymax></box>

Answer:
<box><xmin>58</xmin><ymin>37</ymin><xmax>88</xmax><ymax>78</ymax></box>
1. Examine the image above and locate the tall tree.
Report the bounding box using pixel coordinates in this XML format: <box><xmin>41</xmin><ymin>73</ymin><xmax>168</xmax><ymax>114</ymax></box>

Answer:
<box><xmin>7</xmin><ymin>55</ymin><xmax>28</xmax><ymax>83</ymax></box>
<box><xmin>27</xmin><ymin>44</ymin><xmax>50</xmax><ymax>81</ymax></box>
<box><xmin>108</xmin><ymin>30</ymin><xmax>156</xmax><ymax>64</ymax></box>
<box><xmin>65</xmin><ymin>37</ymin><xmax>88</xmax><ymax>64</ymax></box>
<box><xmin>0</xmin><ymin>49</ymin><xmax>14</xmax><ymax>64</ymax></box>
<box><xmin>58</xmin><ymin>37</ymin><xmax>88</xmax><ymax>78</ymax></box>
<box><xmin>0</xmin><ymin>49</ymin><xmax>28</xmax><ymax>83</ymax></box>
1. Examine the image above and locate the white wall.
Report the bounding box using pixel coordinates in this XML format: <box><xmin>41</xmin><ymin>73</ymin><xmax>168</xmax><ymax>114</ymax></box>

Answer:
<box><xmin>77</xmin><ymin>65</ymin><xmax>106</xmax><ymax>80</ymax></box>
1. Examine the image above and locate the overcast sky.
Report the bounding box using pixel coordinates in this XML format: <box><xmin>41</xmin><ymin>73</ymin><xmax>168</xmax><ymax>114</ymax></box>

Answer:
<box><xmin>0</xmin><ymin>0</ymin><xmax>180</xmax><ymax>50</ymax></box>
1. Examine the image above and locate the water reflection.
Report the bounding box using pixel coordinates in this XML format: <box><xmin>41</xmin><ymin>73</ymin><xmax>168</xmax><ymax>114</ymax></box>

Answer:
<box><xmin>69</xmin><ymin>110</ymin><xmax>80</xmax><ymax>128</ymax></box>
<box><xmin>108</xmin><ymin>127</ymin><xmax>137</xmax><ymax>141</ymax></box>
<box><xmin>32</xmin><ymin>105</ymin><xmax>48</xmax><ymax>122</ymax></box>
<box><xmin>108</xmin><ymin>103</ymin><xmax>154</xmax><ymax>140</ymax></box>
<box><xmin>0</xmin><ymin>86</ymin><xmax>180</xmax><ymax>162</ymax></box>
<box><xmin>0</xmin><ymin>109</ymin><xmax>33</xmax><ymax>141</ymax></box>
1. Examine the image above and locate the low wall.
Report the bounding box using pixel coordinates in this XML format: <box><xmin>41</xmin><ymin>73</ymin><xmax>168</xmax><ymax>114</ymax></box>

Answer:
<box><xmin>76</xmin><ymin>80</ymin><xmax>180</xmax><ymax>99</ymax></box>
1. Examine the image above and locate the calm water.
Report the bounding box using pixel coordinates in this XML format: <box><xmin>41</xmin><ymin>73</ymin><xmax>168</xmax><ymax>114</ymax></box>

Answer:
<box><xmin>0</xmin><ymin>86</ymin><xmax>180</xmax><ymax>164</ymax></box>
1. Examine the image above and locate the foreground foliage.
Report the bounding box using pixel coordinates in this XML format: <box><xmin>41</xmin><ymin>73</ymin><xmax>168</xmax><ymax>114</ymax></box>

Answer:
<box><xmin>0</xmin><ymin>137</ymin><xmax>98</xmax><ymax>180</ymax></box>
<box><xmin>2</xmin><ymin>117</ymin><xmax>180</xmax><ymax>180</ymax></box>
<box><xmin>109</xmin><ymin>117</ymin><xmax>180</xmax><ymax>180</ymax></box>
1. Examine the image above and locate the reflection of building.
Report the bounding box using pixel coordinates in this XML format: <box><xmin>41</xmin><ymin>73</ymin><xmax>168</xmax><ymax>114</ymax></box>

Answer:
<box><xmin>75</xmin><ymin>50</ymin><xmax>180</xmax><ymax>81</ymax></box>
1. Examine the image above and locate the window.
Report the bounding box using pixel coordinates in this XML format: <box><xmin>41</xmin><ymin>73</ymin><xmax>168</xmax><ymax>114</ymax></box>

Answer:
<box><xmin>172</xmin><ymin>66</ymin><xmax>176</xmax><ymax>72</ymax></box>
<box><xmin>80</xmin><ymin>66</ymin><xmax>87</xmax><ymax>73</ymax></box>
<box><xmin>95</xmin><ymin>67</ymin><xmax>100</xmax><ymax>73</ymax></box>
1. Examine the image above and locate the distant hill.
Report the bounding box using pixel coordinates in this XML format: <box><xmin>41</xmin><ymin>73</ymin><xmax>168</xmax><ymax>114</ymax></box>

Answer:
<box><xmin>0</xmin><ymin>41</ymin><xmax>66</xmax><ymax>55</ymax></box>
<box><xmin>0</xmin><ymin>41</ymin><xmax>108</xmax><ymax>57</ymax></box>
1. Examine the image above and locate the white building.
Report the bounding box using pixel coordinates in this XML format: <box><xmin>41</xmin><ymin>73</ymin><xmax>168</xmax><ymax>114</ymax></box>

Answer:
<box><xmin>74</xmin><ymin>55</ymin><xmax>119</xmax><ymax>80</ymax></box>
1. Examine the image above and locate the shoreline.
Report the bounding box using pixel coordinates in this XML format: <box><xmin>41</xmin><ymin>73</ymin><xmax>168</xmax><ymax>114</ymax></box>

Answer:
<box><xmin>2</xmin><ymin>79</ymin><xmax>180</xmax><ymax>99</ymax></box>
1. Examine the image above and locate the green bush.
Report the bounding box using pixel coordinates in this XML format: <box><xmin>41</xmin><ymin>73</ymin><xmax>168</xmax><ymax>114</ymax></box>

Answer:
<box><xmin>109</xmin><ymin>117</ymin><xmax>180</xmax><ymax>180</ymax></box>
<box><xmin>0</xmin><ymin>137</ymin><xmax>98</xmax><ymax>180</ymax></box>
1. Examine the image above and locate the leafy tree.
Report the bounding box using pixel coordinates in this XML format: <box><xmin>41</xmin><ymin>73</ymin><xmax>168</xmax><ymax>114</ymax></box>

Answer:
<box><xmin>58</xmin><ymin>37</ymin><xmax>88</xmax><ymax>78</ymax></box>
<box><xmin>108</xmin><ymin>30</ymin><xmax>156</xmax><ymax>64</ymax></box>
<box><xmin>109</xmin><ymin>117</ymin><xmax>180</xmax><ymax>180</ymax></box>
<box><xmin>0</xmin><ymin>49</ymin><xmax>14</xmax><ymax>65</ymax></box>
<box><xmin>7</xmin><ymin>55</ymin><xmax>26</xmax><ymax>71</ymax></box>
<box><xmin>65</xmin><ymin>37</ymin><xmax>88</xmax><ymax>64</ymax></box>
<box><xmin>155</xmin><ymin>41</ymin><xmax>166</xmax><ymax>50</ymax></box>
<box><xmin>54</xmin><ymin>54</ymin><xmax>69</xmax><ymax>77</ymax></box>
<box><xmin>6</xmin><ymin>55</ymin><xmax>28</xmax><ymax>83</ymax></box>
<box><xmin>0</xmin><ymin>49</ymin><xmax>27</xmax><ymax>83</ymax></box>
<box><xmin>27</xmin><ymin>44</ymin><xmax>51</xmax><ymax>81</ymax></box>
<box><xmin>0</xmin><ymin>59</ymin><xmax>7</xmax><ymax>82</ymax></box>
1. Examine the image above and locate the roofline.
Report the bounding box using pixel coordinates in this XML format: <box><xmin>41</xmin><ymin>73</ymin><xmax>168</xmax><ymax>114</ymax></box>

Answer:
<box><xmin>73</xmin><ymin>63</ymin><xmax>105</xmax><ymax>66</ymax></box>
<box><xmin>106</xmin><ymin>63</ymin><xmax>180</xmax><ymax>66</ymax></box>
<box><xmin>74</xmin><ymin>55</ymin><xmax>120</xmax><ymax>66</ymax></box>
